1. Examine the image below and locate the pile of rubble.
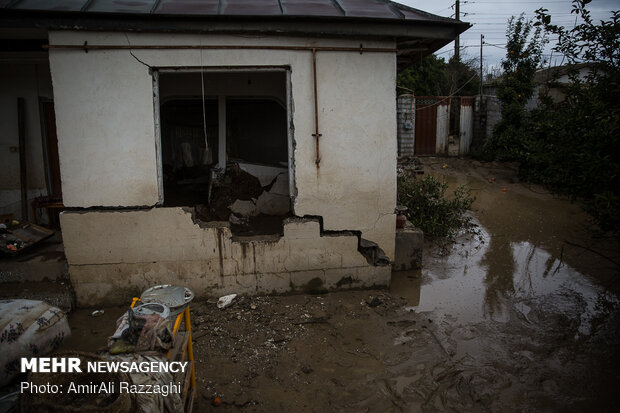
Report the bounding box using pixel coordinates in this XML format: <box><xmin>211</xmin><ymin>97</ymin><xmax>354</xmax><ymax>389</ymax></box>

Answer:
<box><xmin>397</xmin><ymin>156</ymin><xmax>424</xmax><ymax>178</ymax></box>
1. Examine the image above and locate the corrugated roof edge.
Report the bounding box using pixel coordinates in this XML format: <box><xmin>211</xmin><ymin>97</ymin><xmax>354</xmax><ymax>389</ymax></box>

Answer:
<box><xmin>0</xmin><ymin>0</ymin><xmax>466</xmax><ymax>25</ymax></box>
<box><xmin>0</xmin><ymin>9</ymin><xmax>470</xmax><ymax>32</ymax></box>
<box><xmin>0</xmin><ymin>1</ymin><xmax>470</xmax><ymax>60</ymax></box>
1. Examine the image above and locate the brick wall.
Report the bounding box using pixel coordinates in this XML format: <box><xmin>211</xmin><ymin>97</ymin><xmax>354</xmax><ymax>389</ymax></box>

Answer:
<box><xmin>397</xmin><ymin>95</ymin><xmax>414</xmax><ymax>156</ymax></box>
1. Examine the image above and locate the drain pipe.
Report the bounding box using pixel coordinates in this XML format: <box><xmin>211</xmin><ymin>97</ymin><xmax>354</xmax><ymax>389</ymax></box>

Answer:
<box><xmin>312</xmin><ymin>48</ymin><xmax>322</xmax><ymax>167</ymax></box>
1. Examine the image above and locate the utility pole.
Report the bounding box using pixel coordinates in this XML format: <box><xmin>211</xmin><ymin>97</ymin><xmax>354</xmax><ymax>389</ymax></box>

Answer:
<box><xmin>479</xmin><ymin>34</ymin><xmax>484</xmax><ymax>95</ymax></box>
<box><xmin>454</xmin><ymin>0</ymin><xmax>460</xmax><ymax>60</ymax></box>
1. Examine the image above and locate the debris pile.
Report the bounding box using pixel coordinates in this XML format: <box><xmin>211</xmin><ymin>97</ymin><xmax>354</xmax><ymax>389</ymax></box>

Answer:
<box><xmin>397</xmin><ymin>155</ymin><xmax>424</xmax><ymax>178</ymax></box>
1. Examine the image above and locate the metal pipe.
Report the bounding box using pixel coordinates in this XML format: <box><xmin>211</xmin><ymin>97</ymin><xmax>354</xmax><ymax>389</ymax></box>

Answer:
<box><xmin>312</xmin><ymin>48</ymin><xmax>321</xmax><ymax>167</ymax></box>
<box><xmin>43</xmin><ymin>43</ymin><xmax>395</xmax><ymax>169</ymax></box>
<box><xmin>43</xmin><ymin>44</ymin><xmax>397</xmax><ymax>53</ymax></box>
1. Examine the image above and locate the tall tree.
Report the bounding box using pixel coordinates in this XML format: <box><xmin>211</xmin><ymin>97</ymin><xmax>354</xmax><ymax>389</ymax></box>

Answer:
<box><xmin>486</xmin><ymin>15</ymin><xmax>546</xmax><ymax>156</ymax></box>
<box><xmin>397</xmin><ymin>54</ymin><xmax>479</xmax><ymax>97</ymax></box>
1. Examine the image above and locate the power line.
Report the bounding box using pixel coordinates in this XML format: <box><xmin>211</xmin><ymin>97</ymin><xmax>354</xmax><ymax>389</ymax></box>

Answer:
<box><xmin>474</xmin><ymin>0</ymin><xmax>577</xmax><ymax>3</ymax></box>
<box><xmin>472</xmin><ymin>12</ymin><xmax>574</xmax><ymax>15</ymax></box>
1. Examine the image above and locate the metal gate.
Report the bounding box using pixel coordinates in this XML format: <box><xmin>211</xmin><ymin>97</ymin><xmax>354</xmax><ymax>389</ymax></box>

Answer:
<box><xmin>459</xmin><ymin>97</ymin><xmax>474</xmax><ymax>155</ymax></box>
<box><xmin>414</xmin><ymin>97</ymin><xmax>439</xmax><ymax>155</ymax></box>
<box><xmin>398</xmin><ymin>95</ymin><xmax>475</xmax><ymax>156</ymax></box>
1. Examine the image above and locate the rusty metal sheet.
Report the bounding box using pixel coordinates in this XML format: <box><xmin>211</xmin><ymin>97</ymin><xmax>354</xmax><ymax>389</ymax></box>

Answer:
<box><xmin>414</xmin><ymin>97</ymin><xmax>439</xmax><ymax>155</ymax></box>
<box><xmin>459</xmin><ymin>97</ymin><xmax>474</xmax><ymax>155</ymax></box>
<box><xmin>281</xmin><ymin>0</ymin><xmax>344</xmax><ymax>16</ymax></box>
<box><xmin>88</xmin><ymin>0</ymin><xmax>157</xmax><ymax>14</ymax></box>
<box><xmin>219</xmin><ymin>0</ymin><xmax>281</xmax><ymax>16</ymax></box>
<box><xmin>14</xmin><ymin>0</ymin><xmax>89</xmax><ymax>12</ymax></box>
<box><xmin>435</xmin><ymin>100</ymin><xmax>450</xmax><ymax>154</ymax></box>
<box><xmin>338</xmin><ymin>0</ymin><xmax>397</xmax><ymax>18</ymax></box>
<box><xmin>155</xmin><ymin>0</ymin><xmax>219</xmax><ymax>15</ymax></box>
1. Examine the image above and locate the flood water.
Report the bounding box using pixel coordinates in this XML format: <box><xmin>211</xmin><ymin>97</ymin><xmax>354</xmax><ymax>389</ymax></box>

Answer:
<box><xmin>390</xmin><ymin>159</ymin><xmax>620</xmax><ymax>410</ymax></box>
<box><xmin>56</xmin><ymin>159</ymin><xmax>619</xmax><ymax>412</ymax></box>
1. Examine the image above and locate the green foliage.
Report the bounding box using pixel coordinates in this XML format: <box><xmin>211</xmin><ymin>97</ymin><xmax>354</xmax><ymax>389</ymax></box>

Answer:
<box><xmin>397</xmin><ymin>55</ymin><xmax>449</xmax><ymax>96</ymax></box>
<box><xmin>397</xmin><ymin>55</ymin><xmax>480</xmax><ymax>96</ymax></box>
<box><xmin>482</xmin><ymin>0</ymin><xmax>620</xmax><ymax>237</ymax></box>
<box><xmin>484</xmin><ymin>15</ymin><xmax>547</xmax><ymax>158</ymax></box>
<box><xmin>397</xmin><ymin>175</ymin><xmax>476</xmax><ymax>239</ymax></box>
<box><xmin>446</xmin><ymin>56</ymin><xmax>482</xmax><ymax>97</ymax></box>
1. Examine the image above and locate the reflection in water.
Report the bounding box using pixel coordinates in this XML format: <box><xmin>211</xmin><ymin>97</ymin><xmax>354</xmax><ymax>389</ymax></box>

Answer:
<box><xmin>480</xmin><ymin>234</ymin><xmax>516</xmax><ymax>320</ymax></box>
<box><xmin>389</xmin><ymin>270</ymin><xmax>421</xmax><ymax>306</ymax></box>
<box><xmin>393</xmin><ymin>220</ymin><xmax>608</xmax><ymax>332</ymax></box>
<box><xmin>387</xmin><ymin>161</ymin><xmax>620</xmax><ymax>410</ymax></box>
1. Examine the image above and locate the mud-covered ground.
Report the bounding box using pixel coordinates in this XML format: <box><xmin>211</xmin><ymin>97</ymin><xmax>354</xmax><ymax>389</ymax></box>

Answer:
<box><xmin>62</xmin><ymin>158</ymin><xmax>620</xmax><ymax>412</ymax></box>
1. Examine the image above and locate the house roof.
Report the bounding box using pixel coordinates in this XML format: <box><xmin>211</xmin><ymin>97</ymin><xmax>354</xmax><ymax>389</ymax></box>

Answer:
<box><xmin>534</xmin><ymin>63</ymin><xmax>592</xmax><ymax>84</ymax></box>
<box><xmin>0</xmin><ymin>0</ymin><xmax>458</xmax><ymax>22</ymax></box>
<box><xmin>0</xmin><ymin>0</ymin><xmax>470</xmax><ymax>68</ymax></box>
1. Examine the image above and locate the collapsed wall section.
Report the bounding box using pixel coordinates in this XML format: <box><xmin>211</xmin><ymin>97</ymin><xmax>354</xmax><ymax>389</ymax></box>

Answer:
<box><xmin>61</xmin><ymin>209</ymin><xmax>390</xmax><ymax>306</ymax></box>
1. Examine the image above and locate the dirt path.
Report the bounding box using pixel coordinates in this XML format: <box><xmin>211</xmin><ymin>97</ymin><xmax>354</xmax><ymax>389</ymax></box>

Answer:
<box><xmin>61</xmin><ymin>158</ymin><xmax>619</xmax><ymax>412</ymax></box>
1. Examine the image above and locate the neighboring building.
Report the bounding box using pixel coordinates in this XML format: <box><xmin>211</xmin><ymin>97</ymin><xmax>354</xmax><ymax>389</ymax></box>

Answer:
<box><xmin>0</xmin><ymin>0</ymin><xmax>468</xmax><ymax>305</ymax></box>
<box><xmin>534</xmin><ymin>63</ymin><xmax>593</xmax><ymax>103</ymax></box>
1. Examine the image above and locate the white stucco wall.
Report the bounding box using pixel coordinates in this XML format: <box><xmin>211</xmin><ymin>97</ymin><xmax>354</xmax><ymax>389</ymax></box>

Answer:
<box><xmin>49</xmin><ymin>31</ymin><xmax>396</xmax><ymax>257</ymax></box>
<box><xmin>60</xmin><ymin>209</ymin><xmax>391</xmax><ymax>306</ymax></box>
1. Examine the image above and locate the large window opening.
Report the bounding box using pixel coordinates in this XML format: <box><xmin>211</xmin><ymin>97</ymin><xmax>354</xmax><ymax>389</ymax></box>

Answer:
<box><xmin>157</xmin><ymin>70</ymin><xmax>292</xmax><ymax>236</ymax></box>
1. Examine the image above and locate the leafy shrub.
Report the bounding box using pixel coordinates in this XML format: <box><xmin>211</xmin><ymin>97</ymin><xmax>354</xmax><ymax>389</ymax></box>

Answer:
<box><xmin>397</xmin><ymin>175</ymin><xmax>476</xmax><ymax>239</ymax></box>
<box><xmin>481</xmin><ymin>1</ymin><xmax>620</xmax><ymax>238</ymax></box>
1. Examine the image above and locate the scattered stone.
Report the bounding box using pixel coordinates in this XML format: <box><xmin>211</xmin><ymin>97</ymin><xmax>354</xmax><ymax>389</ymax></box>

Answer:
<box><xmin>217</xmin><ymin>294</ymin><xmax>237</xmax><ymax>309</ymax></box>
<box><xmin>367</xmin><ymin>296</ymin><xmax>382</xmax><ymax>307</ymax></box>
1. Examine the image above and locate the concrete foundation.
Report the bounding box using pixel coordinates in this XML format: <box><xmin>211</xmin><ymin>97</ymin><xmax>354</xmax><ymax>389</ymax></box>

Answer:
<box><xmin>393</xmin><ymin>226</ymin><xmax>424</xmax><ymax>271</ymax></box>
<box><xmin>61</xmin><ymin>209</ymin><xmax>391</xmax><ymax>306</ymax></box>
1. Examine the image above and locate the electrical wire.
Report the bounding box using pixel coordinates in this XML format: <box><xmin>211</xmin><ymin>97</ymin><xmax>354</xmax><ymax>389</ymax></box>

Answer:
<box><xmin>412</xmin><ymin>73</ymin><xmax>480</xmax><ymax>111</ymax></box>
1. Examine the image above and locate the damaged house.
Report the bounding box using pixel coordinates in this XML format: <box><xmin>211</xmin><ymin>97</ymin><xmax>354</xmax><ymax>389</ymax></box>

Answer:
<box><xmin>0</xmin><ymin>0</ymin><xmax>467</xmax><ymax>306</ymax></box>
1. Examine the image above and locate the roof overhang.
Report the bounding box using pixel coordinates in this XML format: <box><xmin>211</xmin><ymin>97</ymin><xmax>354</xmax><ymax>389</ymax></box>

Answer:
<box><xmin>0</xmin><ymin>4</ymin><xmax>470</xmax><ymax>70</ymax></box>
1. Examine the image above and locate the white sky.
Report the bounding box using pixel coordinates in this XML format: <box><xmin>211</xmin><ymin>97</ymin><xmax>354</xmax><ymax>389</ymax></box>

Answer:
<box><xmin>397</xmin><ymin>0</ymin><xmax>618</xmax><ymax>73</ymax></box>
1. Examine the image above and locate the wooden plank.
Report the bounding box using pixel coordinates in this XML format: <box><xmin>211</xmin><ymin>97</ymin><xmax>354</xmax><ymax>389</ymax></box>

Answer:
<box><xmin>0</xmin><ymin>221</ymin><xmax>54</xmax><ymax>255</ymax></box>
<box><xmin>181</xmin><ymin>362</ymin><xmax>193</xmax><ymax>407</ymax></box>
<box><xmin>186</xmin><ymin>387</ymin><xmax>196</xmax><ymax>413</ymax></box>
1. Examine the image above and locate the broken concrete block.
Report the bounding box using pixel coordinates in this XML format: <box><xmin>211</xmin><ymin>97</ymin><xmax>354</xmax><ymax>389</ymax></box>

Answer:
<box><xmin>290</xmin><ymin>270</ymin><xmax>326</xmax><ymax>292</ymax></box>
<box><xmin>393</xmin><ymin>226</ymin><xmax>423</xmax><ymax>271</ymax></box>
<box><xmin>256</xmin><ymin>272</ymin><xmax>291</xmax><ymax>294</ymax></box>
<box><xmin>308</xmin><ymin>251</ymin><xmax>342</xmax><ymax>270</ymax></box>
<box><xmin>282</xmin><ymin>218</ymin><xmax>320</xmax><ymax>240</ymax></box>
<box><xmin>325</xmin><ymin>268</ymin><xmax>358</xmax><ymax>289</ymax></box>
<box><xmin>356</xmin><ymin>266</ymin><xmax>391</xmax><ymax>287</ymax></box>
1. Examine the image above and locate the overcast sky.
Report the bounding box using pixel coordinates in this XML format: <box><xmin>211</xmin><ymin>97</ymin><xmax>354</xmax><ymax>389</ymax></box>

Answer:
<box><xmin>397</xmin><ymin>0</ymin><xmax>618</xmax><ymax>73</ymax></box>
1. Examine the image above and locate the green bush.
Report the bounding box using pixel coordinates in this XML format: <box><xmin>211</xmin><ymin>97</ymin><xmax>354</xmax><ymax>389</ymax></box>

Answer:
<box><xmin>397</xmin><ymin>175</ymin><xmax>476</xmax><ymax>239</ymax></box>
<box><xmin>481</xmin><ymin>1</ymin><xmax>620</xmax><ymax>238</ymax></box>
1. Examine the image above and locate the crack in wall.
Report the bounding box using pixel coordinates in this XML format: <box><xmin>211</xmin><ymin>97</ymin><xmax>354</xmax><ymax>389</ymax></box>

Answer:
<box><xmin>185</xmin><ymin>209</ymin><xmax>391</xmax><ymax>266</ymax></box>
<box><xmin>295</xmin><ymin>215</ymin><xmax>391</xmax><ymax>266</ymax></box>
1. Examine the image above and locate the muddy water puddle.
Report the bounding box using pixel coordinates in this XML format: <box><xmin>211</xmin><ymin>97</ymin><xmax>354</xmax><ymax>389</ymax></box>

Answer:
<box><xmin>386</xmin><ymin>159</ymin><xmax>620</xmax><ymax>410</ymax></box>
<box><xmin>55</xmin><ymin>159</ymin><xmax>619</xmax><ymax>411</ymax></box>
<box><xmin>394</xmin><ymin>221</ymin><xmax>613</xmax><ymax>333</ymax></box>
